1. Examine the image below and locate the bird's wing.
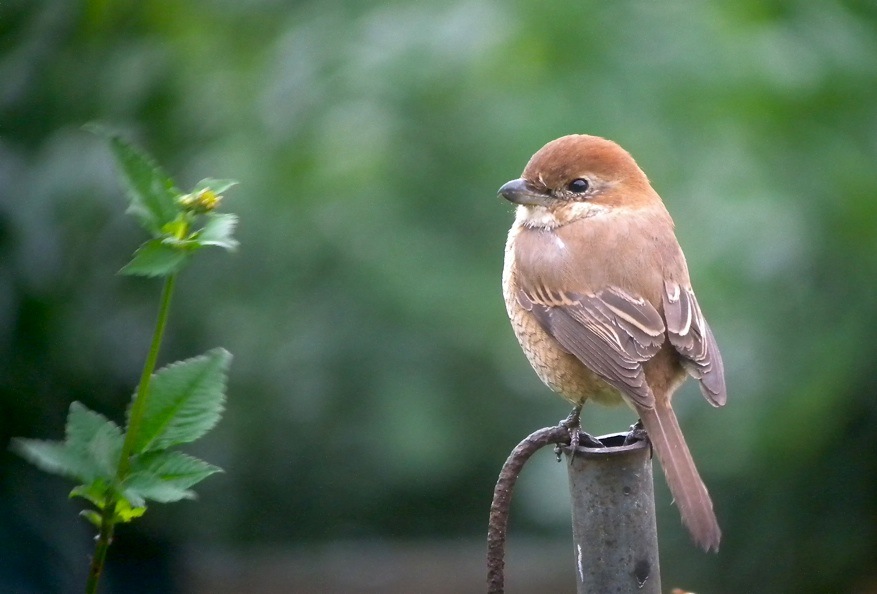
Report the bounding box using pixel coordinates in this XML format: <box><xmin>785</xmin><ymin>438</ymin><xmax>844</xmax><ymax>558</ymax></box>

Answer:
<box><xmin>662</xmin><ymin>280</ymin><xmax>726</xmax><ymax>407</ymax></box>
<box><xmin>517</xmin><ymin>286</ymin><xmax>665</xmax><ymax>408</ymax></box>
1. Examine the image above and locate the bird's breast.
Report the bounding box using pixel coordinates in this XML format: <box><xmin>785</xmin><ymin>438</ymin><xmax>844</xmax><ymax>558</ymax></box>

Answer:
<box><xmin>502</xmin><ymin>223</ymin><xmax>622</xmax><ymax>405</ymax></box>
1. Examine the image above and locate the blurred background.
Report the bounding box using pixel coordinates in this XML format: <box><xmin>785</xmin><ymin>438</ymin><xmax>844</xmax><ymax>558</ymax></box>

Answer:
<box><xmin>2</xmin><ymin>0</ymin><xmax>877</xmax><ymax>592</ymax></box>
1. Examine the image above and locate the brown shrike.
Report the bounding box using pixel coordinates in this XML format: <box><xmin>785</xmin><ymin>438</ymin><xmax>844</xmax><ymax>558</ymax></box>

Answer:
<box><xmin>499</xmin><ymin>134</ymin><xmax>726</xmax><ymax>551</ymax></box>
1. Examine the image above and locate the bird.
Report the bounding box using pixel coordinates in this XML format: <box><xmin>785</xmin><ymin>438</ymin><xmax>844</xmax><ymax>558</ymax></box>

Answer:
<box><xmin>499</xmin><ymin>134</ymin><xmax>726</xmax><ymax>551</ymax></box>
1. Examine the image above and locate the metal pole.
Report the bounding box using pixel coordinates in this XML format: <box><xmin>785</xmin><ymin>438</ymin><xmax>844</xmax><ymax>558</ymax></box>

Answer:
<box><xmin>565</xmin><ymin>432</ymin><xmax>661</xmax><ymax>594</ymax></box>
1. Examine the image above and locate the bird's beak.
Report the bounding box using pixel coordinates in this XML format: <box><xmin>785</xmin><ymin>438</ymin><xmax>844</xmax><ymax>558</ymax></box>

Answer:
<box><xmin>498</xmin><ymin>178</ymin><xmax>552</xmax><ymax>207</ymax></box>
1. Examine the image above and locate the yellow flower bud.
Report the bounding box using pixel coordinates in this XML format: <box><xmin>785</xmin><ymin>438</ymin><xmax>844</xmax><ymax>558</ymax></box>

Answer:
<box><xmin>178</xmin><ymin>189</ymin><xmax>222</xmax><ymax>213</ymax></box>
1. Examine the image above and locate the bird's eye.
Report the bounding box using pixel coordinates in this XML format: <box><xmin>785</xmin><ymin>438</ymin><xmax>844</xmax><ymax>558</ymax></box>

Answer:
<box><xmin>567</xmin><ymin>178</ymin><xmax>589</xmax><ymax>193</ymax></box>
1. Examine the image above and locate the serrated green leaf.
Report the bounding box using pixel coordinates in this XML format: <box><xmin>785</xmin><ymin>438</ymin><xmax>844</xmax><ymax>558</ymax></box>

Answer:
<box><xmin>70</xmin><ymin>481</ymin><xmax>111</xmax><ymax>509</ymax></box>
<box><xmin>161</xmin><ymin>218</ymin><xmax>190</xmax><ymax>240</ymax></box>
<box><xmin>11</xmin><ymin>439</ymin><xmax>97</xmax><ymax>481</ymax></box>
<box><xmin>197</xmin><ymin>213</ymin><xmax>239</xmax><ymax>250</ymax></box>
<box><xmin>136</xmin><ymin>450</ymin><xmax>223</xmax><ymax>486</ymax></box>
<box><xmin>114</xmin><ymin>500</ymin><xmax>147</xmax><ymax>523</ymax></box>
<box><xmin>159</xmin><ymin>235</ymin><xmax>200</xmax><ymax>249</ymax></box>
<box><xmin>124</xmin><ymin>450</ymin><xmax>221</xmax><ymax>503</ymax></box>
<box><xmin>13</xmin><ymin>403</ymin><xmax>122</xmax><ymax>483</ymax></box>
<box><xmin>72</xmin><ymin>481</ymin><xmax>147</xmax><ymax>526</ymax></box>
<box><xmin>119</xmin><ymin>486</ymin><xmax>146</xmax><ymax>508</ymax></box>
<box><xmin>125</xmin><ymin>479</ymin><xmax>196</xmax><ymax>504</ymax></box>
<box><xmin>80</xmin><ymin>509</ymin><xmax>103</xmax><ymax>528</ymax></box>
<box><xmin>100</xmin><ymin>132</ymin><xmax>181</xmax><ymax>235</ymax></box>
<box><xmin>121</xmin><ymin>239</ymin><xmax>192</xmax><ymax>277</ymax></box>
<box><xmin>129</xmin><ymin>348</ymin><xmax>231</xmax><ymax>453</ymax></box>
<box><xmin>64</xmin><ymin>402</ymin><xmax>124</xmax><ymax>479</ymax></box>
<box><xmin>192</xmin><ymin>178</ymin><xmax>238</xmax><ymax>195</ymax></box>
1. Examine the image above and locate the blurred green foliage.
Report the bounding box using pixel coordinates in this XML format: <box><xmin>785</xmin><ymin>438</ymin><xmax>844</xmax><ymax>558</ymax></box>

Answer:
<box><xmin>2</xmin><ymin>0</ymin><xmax>877</xmax><ymax>592</ymax></box>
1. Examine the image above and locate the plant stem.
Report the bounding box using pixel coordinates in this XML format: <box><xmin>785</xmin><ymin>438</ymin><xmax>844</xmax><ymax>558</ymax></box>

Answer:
<box><xmin>85</xmin><ymin>497</ymin><xmax>117</xmax><ymax>594</ymax></box>
<box><xmin>84</xmin><ymin>273</ymin><xmax>176</xmax><ymax>593</ymax></box>
<box><xmin>116</xmin><ymin>272</ymin><xmax>177</xmax><ymax>480</ymax></box>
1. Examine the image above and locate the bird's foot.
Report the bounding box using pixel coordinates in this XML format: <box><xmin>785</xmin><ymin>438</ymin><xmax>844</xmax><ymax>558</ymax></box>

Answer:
<box><xmin>556</xmin><ymin>406</ymin><xmax>603</xmax><ymax>462</ymax></box>
<box><xmin>623</xmin><ymin>419</ymin><xmax>648</xmax><ymax>447</ymax></box>
<box><xmin>560</xmin><ymin>406</ymin><xmax>582</xmax><ymax>431</ymax></box>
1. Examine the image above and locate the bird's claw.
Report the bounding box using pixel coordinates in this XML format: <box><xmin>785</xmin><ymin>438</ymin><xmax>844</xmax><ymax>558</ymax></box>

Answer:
<box><xmin>623</xmin><ymin>419</ymin><xmax>648</xmax><ymax>447</ymax></box>
<box><xmin>557</xmin><ymin>406</ymin><xmax>603</xmax><ymax>462</ymax></box>
<box><xmin>559</xmin><ymin>406</ymin><xmax>582</xmax><ymax>460</ymax></box>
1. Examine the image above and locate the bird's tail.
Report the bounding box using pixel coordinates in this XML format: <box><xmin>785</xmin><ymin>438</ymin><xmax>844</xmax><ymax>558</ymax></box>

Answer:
<box><xmin>638</xmin><ymin>401</ymin><xmax>721</xmax><ymax>552</ymax></box>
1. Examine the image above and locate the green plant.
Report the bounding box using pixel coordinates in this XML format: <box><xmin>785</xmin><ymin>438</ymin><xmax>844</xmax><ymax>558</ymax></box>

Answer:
<box><xmin>12</xmin><ymin>129</ymin><xmax>238</xmax><ymax>594</ymax></box>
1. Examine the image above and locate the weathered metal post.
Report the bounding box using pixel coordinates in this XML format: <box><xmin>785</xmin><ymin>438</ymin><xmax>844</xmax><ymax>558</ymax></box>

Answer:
<box><xmin>564</xmin><ymin>432</ymin><xmax>661</xmax><ymax>594</ymax></box>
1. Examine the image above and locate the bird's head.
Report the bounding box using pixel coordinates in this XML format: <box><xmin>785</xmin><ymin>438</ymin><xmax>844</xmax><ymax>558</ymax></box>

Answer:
<box><xmin>499</xmin><ymin>134</ymin><xmax>659</xmax><ymax>229</ymax></box>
